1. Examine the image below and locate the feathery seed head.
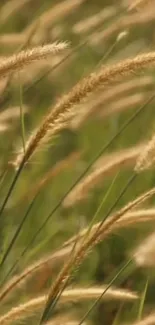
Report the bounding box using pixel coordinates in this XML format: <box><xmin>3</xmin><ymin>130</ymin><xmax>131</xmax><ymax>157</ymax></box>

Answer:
<box><xmin>12</xmin><ymin>51</ymin><xmax>155</xmax><ymax>170</ymax></box>
<box><xmin>135</xmin><ymin>132</ymin><xmax>155</xmax><ymax>172</ymax></box>
<box><xmin>134</xmin><ymin>231</ymin><xmax>155</xmax><ymax>267</ymax></box>
<box><xmin>0</xmin><ymin>42</ymin><xmax>68</xmax><ymax>79</ymax></box>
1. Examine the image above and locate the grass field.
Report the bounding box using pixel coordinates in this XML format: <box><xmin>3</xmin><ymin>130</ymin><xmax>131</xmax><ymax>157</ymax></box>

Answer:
<box><xmin>0</xmin><ymin>0</ymin><xmax>155</xmax><ymax>324</ymax></box>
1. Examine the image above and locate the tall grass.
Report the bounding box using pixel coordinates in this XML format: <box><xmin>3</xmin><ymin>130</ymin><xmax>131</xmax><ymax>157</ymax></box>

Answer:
<box><xmin>0</xmin><ymin>0</ymin><xmax>155</xmax><ymax>324</ymax></box>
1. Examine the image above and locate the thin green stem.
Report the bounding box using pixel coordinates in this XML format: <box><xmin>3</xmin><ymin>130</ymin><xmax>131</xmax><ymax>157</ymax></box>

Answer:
<box><xmin>18</xmin><ymin>72</ymin><xmax>25</xmax><ymax>154</ymax></box>
<box><xmin>78</xmin><ymin>259</ymin><xmax>133</xmax><ymax>325</ymax></box>
<box><xmin>1</xmin><ymin>93</ymin><xmax>154</xmax><ymax>283</ymax></box>
<box><xmin>0</xmin><ymin>160</ymin><xmax>25</xmax><ymax>220</ymax></box>
<box><xmin>138</xmin><ymin>277</ymin><xmax>149</xmax><ymax>320</ymax></box>
<box><xmin>86</xmin><ymin>171</ymin><xmax>120</xmax><ymax>238</ymax></box>
<box><xmin>0</xmin><ymin>191</ymin><xmax>39</xmax><ymax>271</ymax></box>
<box><xmin>40</xmin><ymin>173</ymin><xmax>134</xmax><ymax>323</ymax></box>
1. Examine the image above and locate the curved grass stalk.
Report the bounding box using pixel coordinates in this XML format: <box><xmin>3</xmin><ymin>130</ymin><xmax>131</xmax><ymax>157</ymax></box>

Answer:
<box><xmin>13</xmin><ymin>51</ymin><xmax>155</xmax><ymax>169</ymax></box>
<box><xmin>1</xmin><ymin>92</ymin><xmax>153</xmax><ymax>291</ymax></box>
<box><xmin>0</xmin><ymin>286</ymin><xmax>137</xmax><ymax>325</ymax></box>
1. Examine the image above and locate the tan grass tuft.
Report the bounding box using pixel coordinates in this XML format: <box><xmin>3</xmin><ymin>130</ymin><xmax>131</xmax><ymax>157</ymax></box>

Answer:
<box><xmin>0</xmin><ymin>34</ymin><xmax>25</xmax><ymax>48</ymax></box>
<box><xmin>14</xmin><ymin>207</ymin><xmax>154</xmax><ymax>293</ymax></box>
<box><xmin>41</xmin><ymin>187</ymin><xmax>155</xmax><ymax>318</ymax></box>
<box><xmin>0</xmin><ymin>106</ymin><xmax>28</xmax><ymax>123</ymax></box>
<box><xmin>63</xmin><ymin>143</ymin><xmax>145</xmax><ymax>207</ymax></box>
<box><xmin>13</xmin><ymin>50</ymin><xmax>155</xmax><ymax>170</ymax></box>
<box><xmin>1</xmin><ymin>205</ymin><xmax>155</xmax><ymax>303</ymax></box>
<box><xmin>0</xmin><ymin>287</ymin><xmax>137</xmax><ymax>325</ymax></box>
<box><xmin>10</xmin><ymin>151</ymin><xmax>81</xmax><ymax>208</ymax></box>
<box><xmin>89</xmin><ymin>7</ymin><xmax>155</xmax><ymax>46</ymax></box>
<box><xmin>0</xmin><ymin>246</ymin><xmax>71</xmax><ymax>303</ymax></box>
<box><xmin>98</xmin><ymin>93</ymin><xmax>145</xmax><ymax>118</ymax></box>
<box><xmin>134</xmin><ymin>231</ymin><xmax>155</xmax><ymax>267</ymax></box>
<box><xmin>63</xmin><ymin>208</ymin><xmax>155</xmax><ymax>250</ymax></box>
<box><xmin>73</xmin><ymin>6</ymin><xmax>116</xmax><ymax>35</ymax></box>
<box><xmin>71</xmin><ymin>76</ymin><xmax>152</xmax><ymax>129</ymax></box>
<box><xmin>38</xmin><ymin>0</ymin><xmax>86</xmax><ymax>28</ymax></box>
<box><xmin>0</xmin><ymin>42</ymin><xmax>68</xmax><ymax>79</ymax></box>
<box><xmin>11</xmin><ymin>55</ymin><xmax>65</xmax><ymax>85</ymax></box>
<box><xmin>135</xmin><ymin>132</ymin><xmax>155</xmax><ymax>172</ymax></box>
<box><xmin>73</xmin><ymin>93</ymin><xmax>145</xmax><ymax>130</ymax></box>
<box><xmin>29</xmin><ymin>0</ymin><xmax>86</xmax><ymax>44</ymax></box>
<box><xmin>61</xmin><ymin>287</ymin><xmax>138</xmax><ymax>302</ymax></box>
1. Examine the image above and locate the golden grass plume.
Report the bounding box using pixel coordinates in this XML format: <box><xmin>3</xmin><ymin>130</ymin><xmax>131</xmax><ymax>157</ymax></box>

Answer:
<box><xmin>40</xmin><ymin>186</ymin><xmax>155</xmax><ymax>322</ymax></box>
<box><xmin>0</xmin><ymin>42</ymin><xmax>68</xmax><ymax>79</ymax></box>
<box><xmin>71</xmin><ymin>76</ymin><xmax>152</xmax><ymax>129</ymax></box>
<box><xmin>135</xmin><ymin>132</ymin><xmax>155</xmax><ymax>172</ymax></box>
<box><xmin>12</xmin><ymin>50</ymin><xmax>155</xmax><ymax>170</ymax></box>
<box><xmin>63</xmin><ymin>143</ymin><xmax>145</xmax><ymax>207</ymax></box>
<box><xmin>73</xmin><ymin>6</ymin><xmax>116</xmax><ymax>35</ymax></box>
<box><xmin>134</xmin><ymin>231</ymin><xmax>155</xmax><ymax>267</ymax></box>
<box><xmin>1</xmin><ymin>204</ymin><xmax>155</xmax><ymax>304</ymax></box>
<box><xmin>0</xmin><ymin>286</ymin><xmax>138</xmax><ymax>325</ymax></box>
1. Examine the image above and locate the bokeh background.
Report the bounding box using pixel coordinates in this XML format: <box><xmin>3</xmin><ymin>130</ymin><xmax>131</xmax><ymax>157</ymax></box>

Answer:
<box><xmin>1</xmin><ymin>0</ymin><xmax>155</xmax><ymax>324</ymax></box>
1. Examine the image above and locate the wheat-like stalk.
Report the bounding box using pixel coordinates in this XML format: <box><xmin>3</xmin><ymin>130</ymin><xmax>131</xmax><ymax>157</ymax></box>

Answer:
<box><xmin>12</xmin><ymin>50</ymin><xmax>155</xmax><ymax>170</ymax></box>
<box><xmin>0</xmin><ymin>1</ymin><xmax>155</xmax><ymax>325</ymax></box>
<box><xmin>63</xmin><ymin>208</ymin><xmax>155</xmax><ymax>250</ymax></box>
<box><xmin>27</xmin><ymin>0</ymin><xmax>86</xmax><ymax>45</ymax></box>
<box><xmin>1</xmin><ymin>186</ymin><xmax>155</xmax><ymax>305</ymax></box>
<box><xmin>0</xmin><ymin>287</ymin><xmax>137</xmax><ymax>325</ymax></box>
<box><xmin>73</xmin><ymin>6</ymin><xmax>116</xmax><ymax>34</ymax></box>
<box><xmin>72</xmin><ymin>93</ymin><xmax>144</xmax><ymax>129</ymax></box>
<box><xmin>1</xmin><ymin>206</ymin><xmax>155</xmax><ymax>305</ymax></box>
<box><xmin>0</xmin><ymin>17</ymin><xmax>40</xmax><ymax>50</ymax></box>
<box><xmin>11</xmin><ymin>55</ymin><xmax>64</xmax><ymax>85</ymax></box>
<box><xmin>10</xmin><ymin>151</ymin><xmax>80</xmax><ymax>208</ymax></box>
<box><xmin>63</xmin><ymin>143</ymin><xmax>145</xmax><ymax>207</ymax></box>
<box><xmin>134</xmin><ymin>231</ymin><xmax>155</xmax><ymax>267</ymax></box>
<box><xmin>89</xmin><ymin>6</ymin><xmax>155</xmax><ymax>46</ymax></box>
<box><xmin>0</xmin><ymin>245</ymin><xmax>71</xmax><ymax>303</ymax></box>
<box><xmin>0</xmin><ymin>34</ymin><xmax>26</xmax><ymax>48</ymax></box>
<box><xmin>135</xmin><ymin>132</ymin><xmax>155</xmax><ymax>172</ymax></box>
<box><xmin>0</xmin><ymin>106</ymin><xmax>28</xmax><ymax>123</ymax></box>
<box><xmin>40</xmin><ymin>186</ymin><xmax>155</xmax><ymax>322</ymax></box>
<box><xmin>37</xmin><ymin>0</ymin><xmax>86</xmax><ymax>28</ymax></box>
<box><xmin>0</xmin><ymin>42</ymin><xmax>68</xmax><ymax>79</ymax></box>
<box><xmin>71</xmin><ymin>76</ymin><xmax>153</xmax><ymax>129</ymax></box>
<box><xmin>0</xmin><ymin>187</ymin><xmax>152</xmax><ymax>307</ymax></box>
<box><xmin>98</xmin><ymin>93</ymin><xmax>145</xmax><ymax>118</ymax></box>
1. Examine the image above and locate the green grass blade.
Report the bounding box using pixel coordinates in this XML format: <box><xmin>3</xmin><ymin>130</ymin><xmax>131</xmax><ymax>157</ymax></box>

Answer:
<box><xmin>0</xmin><ymin>191</ymin><xmax>39</xmax><ymax>272</ymax></box>
<box><xmin>15</xmin><ymin>94</ymin><xmax>152</xmax><ymax>254</ymax></box>
<box><xmin>138</xmin><ymin>277</ymin><xmax>149</xmax><ymax>320</ymax></box>
<box><xmin>78</xmin><ymin>258</ymin><xmax>133</xmax><ymax>325</ymax></box>
<box><xmin>1</xmin><ymin>94</ymin><xmax>153</xmax><ymax>283</ymax></box>
<box><xmin>86</xmin><ymin>171</ymin><xmax>120</xmax><ymax>239</ymax></box>
<box><xmin>18</xmin><ymin>72</ymin><xmax>25</xmax><ymax>154</ymax></box>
